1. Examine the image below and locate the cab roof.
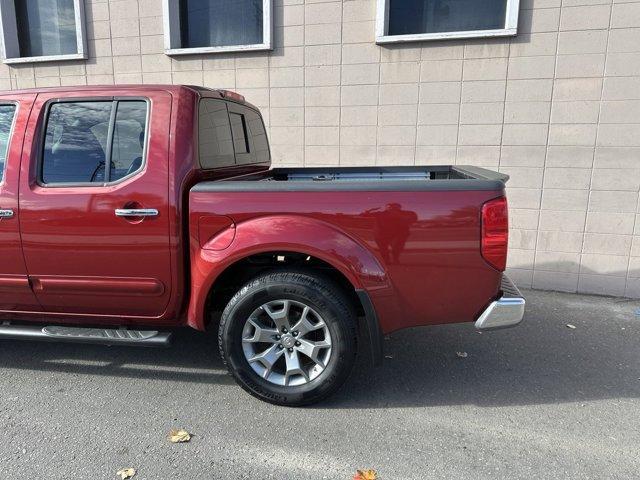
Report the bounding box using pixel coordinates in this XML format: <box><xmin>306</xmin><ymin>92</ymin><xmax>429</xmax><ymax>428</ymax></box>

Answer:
<box><xmin>0</xmin><ymin>84</ymin><xmax>257</xmax><ymax>109</ymax></box>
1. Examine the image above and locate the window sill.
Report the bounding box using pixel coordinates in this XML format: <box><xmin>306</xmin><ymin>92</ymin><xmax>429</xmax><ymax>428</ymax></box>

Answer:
<box><xmin>3</xmin><ymin>53</ymin><xmax>87</xmax><ymax>65</ymax></box>
<box><xmin>376</xmin><ymin>28</ymin><xmax>517</xmax><ymax>45</ymax></box>
<box><xmin>165</xmin><ymin>43</ymin><xmax>272</xmax><ymax>56</ymax></box>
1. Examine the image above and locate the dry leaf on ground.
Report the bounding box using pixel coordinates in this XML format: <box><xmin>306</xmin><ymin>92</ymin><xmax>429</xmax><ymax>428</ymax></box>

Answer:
<box><xmin>169</xmin><ymin>429</ymin><xmax>192</xmax><ymax>443</ymax></box>
<box><xmin>353</xmin><ymin>469</ymin><xmax>378</xmax><ymax>480</ymax></box>
<box><xmin>116</xmin><ymin>467</ymin><xmax>136</xmax><ymax>479</ymax></box>
<box><xmin>456</xmin><ymin>351</ymin><xmax>468</xmax><ymax>358</ymax></box>
<box><xmin>566</xmin><ymin>324</ymin><xmax>576</xmax><ymax>329</ymax></box>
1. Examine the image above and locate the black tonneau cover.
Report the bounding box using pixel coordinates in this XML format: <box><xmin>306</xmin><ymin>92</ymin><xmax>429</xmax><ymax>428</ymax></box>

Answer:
<box><xmin>192</xmin><ymin>165</ymin><xmax>509</xmax><ymax>193</ymax></box>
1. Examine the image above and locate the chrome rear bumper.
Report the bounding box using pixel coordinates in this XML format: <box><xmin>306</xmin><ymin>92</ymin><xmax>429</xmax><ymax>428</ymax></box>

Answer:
<box><xmin>475</xmin><ymin>275</ymin><xmax>525</xmax><ymax>330</ymax></box>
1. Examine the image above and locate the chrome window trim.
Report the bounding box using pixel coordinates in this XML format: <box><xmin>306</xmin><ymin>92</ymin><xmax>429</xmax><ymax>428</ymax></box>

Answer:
<box><xmin>37</xmin><ymin>97</ymin><xmax>151</xmax><ymax>189</ymax></box>
<box><xmin>0</xmin><ymin>100</ymin><xmax>18</xmax><ymax>188</ymax></box>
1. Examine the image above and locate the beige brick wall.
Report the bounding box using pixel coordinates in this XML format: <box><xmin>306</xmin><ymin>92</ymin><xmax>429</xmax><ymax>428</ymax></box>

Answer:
<box><xmin>1</xmin><ymin>0</ymin><xmax>640</xmax><ymax>297</ymax></box>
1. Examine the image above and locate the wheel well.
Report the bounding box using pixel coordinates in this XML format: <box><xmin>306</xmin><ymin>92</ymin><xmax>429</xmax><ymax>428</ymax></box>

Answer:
<box><xmin>205</xmin><ymin>251</ymin><xmax>365</xmax><ymax>328</ymax></box>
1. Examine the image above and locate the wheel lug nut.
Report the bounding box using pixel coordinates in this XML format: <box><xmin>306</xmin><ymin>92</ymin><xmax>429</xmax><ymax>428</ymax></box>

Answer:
<box><xmin>278</xmin><ymin>345</ymin><xmax>283</xmax><ymax>349</ymax></box>
<box><xmin>282</xmin><ymin>328</ymin><xmax>288</xmax><ymax>333</ymax></box>
<box><xmin>295</xmin><ymin>341</ymin><xmax>301</xmax><ymax>346</ymax></box>
<box><xmin>292</xmin><ymin>331</ymin><xmax>298</xmax><ymax>337</ymax></box>
<box><xmin>275</xmin><ymin>335</ymin><xmax>281</xmax><ymax>340</ymax></box>
<box><xmin>288</xmin><ymin>348</ymin><xmax>293</xmax><ymax>352</ymax></box>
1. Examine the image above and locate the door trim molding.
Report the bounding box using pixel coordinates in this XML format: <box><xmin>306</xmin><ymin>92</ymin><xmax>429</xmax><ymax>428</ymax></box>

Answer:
<box><xmin>30</xmin><ymin>276</ymin><xmax>165</xmax><ymax>297</ymax></box>
<box><xmin>0</xmin><ymin>274</ymin><xmax>30</xmax><ymax>292</ymax></box>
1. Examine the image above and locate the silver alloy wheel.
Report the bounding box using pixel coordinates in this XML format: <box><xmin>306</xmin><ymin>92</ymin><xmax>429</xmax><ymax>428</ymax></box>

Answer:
<box><xmin>241</xmin><ymin>299</ymin><xmax>333</xmax><ymax>386</ymax></box>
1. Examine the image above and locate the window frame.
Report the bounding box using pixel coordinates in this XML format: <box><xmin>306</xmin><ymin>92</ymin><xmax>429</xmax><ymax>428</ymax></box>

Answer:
<box><xmin>38</xmin><ymin>97</ymin><xmax>150</xmax><ymax>188</ymax></box>
<box><xmin>162</xmin><ymin>0</ymin><xmax>273</xmax><ymax>56</ymax></box>
<box><xmin>229</xmin><ymin>113</ymin><xmax>249</xmax><ymax>155</ymax></box>
<box><xmin>0</xmin><ymin>101</ymin><xmax>18</xmax><ymax>187</ymax></box>
<box><xmin>375</xmin><ymin>0</ymin><xmax>520</xmax><ymax>44</ymax></box>
<box><xmin>226</xmin><ymin>102</ymin><xmax>261</xmax><ymax>165</ymax></box>
<box><xmin>0</xmin><ymin>0</ymin><xmax>87</xmax><ymax>64</ymax></box>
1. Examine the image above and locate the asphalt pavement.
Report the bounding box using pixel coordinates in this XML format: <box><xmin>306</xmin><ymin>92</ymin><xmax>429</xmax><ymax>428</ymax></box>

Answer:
<box><xmin>1</xmin><ymin>289</ymin><xmax>639</xmax><ymax>479</ymax></box>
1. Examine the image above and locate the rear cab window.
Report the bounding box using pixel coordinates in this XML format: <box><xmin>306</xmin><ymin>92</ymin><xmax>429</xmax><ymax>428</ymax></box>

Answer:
<box><xmin>41</xmin><ymin>99</ymin><xmax>148</xmax><ymax>185</ymax></box>
<box><xmin>0</xmin><ymin>104</ymin><xmax>17</xmax><ymax>184</ymax></box>
<box><xmin>198</xmin><ymin>98</ymin><xmax>269</xmax><ymax>169</ymax></box>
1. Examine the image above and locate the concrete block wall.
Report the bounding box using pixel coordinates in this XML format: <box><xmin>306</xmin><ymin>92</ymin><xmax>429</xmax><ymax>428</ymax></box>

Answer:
<box><xmin>1</xmin><ymin>0</ymin><xmax>639</xmax><ymax>297</ymax></box>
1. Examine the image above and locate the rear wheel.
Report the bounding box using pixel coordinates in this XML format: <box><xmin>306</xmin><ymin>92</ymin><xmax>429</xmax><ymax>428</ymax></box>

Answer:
<box><xmin>218</xmin><ymin>270</ymin><xmax>357</xmax><ymax>406</ymax></box>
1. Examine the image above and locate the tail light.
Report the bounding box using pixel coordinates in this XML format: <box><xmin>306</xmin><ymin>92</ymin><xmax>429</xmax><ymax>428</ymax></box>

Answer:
<box><xmin>481</xmin><ymin>196</ymin><xmax>508</xmax><ymax>271</ymax></box>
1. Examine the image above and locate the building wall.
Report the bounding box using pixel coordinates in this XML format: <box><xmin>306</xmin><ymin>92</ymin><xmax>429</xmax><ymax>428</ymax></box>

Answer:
<box><xmin>1</xmin><ymin>0</ymin><xmax>640</xmax><ymax>297</ymax></box>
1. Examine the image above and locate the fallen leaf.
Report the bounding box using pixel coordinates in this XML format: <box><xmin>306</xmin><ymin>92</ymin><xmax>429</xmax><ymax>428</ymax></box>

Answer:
<box><xmin>353</xmin><ymin>469</ymin><xmax>378</xmax><ymax>480</ymax></box>
<box><xmin>384</xmin><ymin>355</ymin><xmax>394</xmax><ymax>359</ymax></box>
<box><xmin>116</xmin><ymin>468</ymin><xmax>136</xmax><ymax>479</ymax></box>
<box><xmin>566</xmin><ymin>324</ymin><xmax>576</xmax><ymax>329</ymax></box>
<box><xmin>456</xmin><ymin>351</ymin><xmax>468</xmax><ymax>358</ymax></box>
<box><xmin>169</xmin><ymin>429</ymin><xmax>192</xmax><ymax>443</ymax></box>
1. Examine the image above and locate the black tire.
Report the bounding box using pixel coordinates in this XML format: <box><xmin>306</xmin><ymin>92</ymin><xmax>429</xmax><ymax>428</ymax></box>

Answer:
<box><xmin>218</xmin><ymin>270</ymin><xmax>357</xmax><ymax>406</ymax></box>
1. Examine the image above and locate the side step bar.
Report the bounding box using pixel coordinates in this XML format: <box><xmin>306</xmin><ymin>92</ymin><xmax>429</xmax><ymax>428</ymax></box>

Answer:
<box><xmin>0</xmin><ymin>323</ymin><xmax>172</xmax><ymax>347</ymax></box>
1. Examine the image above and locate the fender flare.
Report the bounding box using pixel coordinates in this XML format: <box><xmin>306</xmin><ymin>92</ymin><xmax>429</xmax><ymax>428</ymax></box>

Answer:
<box><xmin>188</xmin><ymin>215</ymin><xmax>389</xmax><ymax>363</ymax></box>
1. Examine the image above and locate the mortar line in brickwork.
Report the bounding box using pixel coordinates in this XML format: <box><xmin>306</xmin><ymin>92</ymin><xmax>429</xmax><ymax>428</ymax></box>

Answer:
<box><xmin>530</xmin><ymin>0</ymin><xmax>563</xmax><ymax>291</ymax></box>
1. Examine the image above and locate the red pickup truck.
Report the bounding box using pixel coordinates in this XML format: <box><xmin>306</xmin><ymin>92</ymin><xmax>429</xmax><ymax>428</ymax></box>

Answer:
<box><xmin>0</xmin><ymin>85</ymin><xmax>524</xmax><ymax>405</ymax></box>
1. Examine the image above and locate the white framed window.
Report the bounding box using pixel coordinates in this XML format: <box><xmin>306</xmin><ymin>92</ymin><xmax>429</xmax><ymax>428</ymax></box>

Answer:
<box><xmin>0</xmin><ymin>0</ymin><xmax>87</xmax><ymax>64</ymax></box>
<box><xmin>163</xmin><ymin>0</ymin><xmax>272</xmax><ymax>56</ymax></box>
<box><xmin>376</xmin><ymin>0</ymin><xmax>520</xmax><ymax>44</ymax></box>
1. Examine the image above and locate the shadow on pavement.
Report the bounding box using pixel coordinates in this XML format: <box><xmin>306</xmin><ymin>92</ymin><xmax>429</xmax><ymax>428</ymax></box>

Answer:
<box><xmin>0</xmin><ymin>327</ymin><xmax>236</xmax><ymax>386</ymax></box>
<box><xmin>325</xmin><ymin>289</ymin><xmax>640</xmax><ymax>409</ymax></box>
<box><xmin>1</xmin><ymin>289</ymin><xmax>639</xmax><ymax>408</ymax></box>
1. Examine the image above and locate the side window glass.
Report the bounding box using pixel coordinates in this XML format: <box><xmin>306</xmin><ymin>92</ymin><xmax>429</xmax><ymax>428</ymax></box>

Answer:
<box><xmin>0</xmin><ymin>104</ymin><xmax>17</xmax><ymax>183</ymax></box>
<box><xmin>42</xmin><ymin>100</ymin><xmax>149</xmax><ymax>185</ymax></box>
<box><xmin>198</xmin><ymin>99</ymin><xmax>235</xmax><ymax>168</ymax></box>
<box><xmin>42</xmin><ymin>102</ymin><xmax>113</xmax><ymax>184</ymax></box>
<box><xmin>111</xmin><ymin>101</ymin><xmax>147</xmax><ymax>182</ymax></box>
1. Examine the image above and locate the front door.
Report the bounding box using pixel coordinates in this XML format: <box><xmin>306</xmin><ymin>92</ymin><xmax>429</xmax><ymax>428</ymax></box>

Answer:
<box><xmin>19</xmin><ymin>90</ymin><xmax>173</xmax><ymax>319</ymax></box>
<box><xmin>0</xmin><ymin>94</ymin><xmax>40</xmax><ymax>312</ymax></box>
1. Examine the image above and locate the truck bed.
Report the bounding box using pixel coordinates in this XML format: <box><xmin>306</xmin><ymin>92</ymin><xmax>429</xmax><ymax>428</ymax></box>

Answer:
<box><xmin>192</xmin><ymin>165</ymin><xmax>509</xmax><ymax>192</ymax></box>
<box><xmin>189</xmin><ymin>165</ymin><xmax>507</xmax><ymax>333</ymax></box>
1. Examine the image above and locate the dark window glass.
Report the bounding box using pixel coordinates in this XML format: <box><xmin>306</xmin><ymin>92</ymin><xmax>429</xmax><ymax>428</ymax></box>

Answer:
<box><xmin>244</xmin><ymin>109</ymin><xmax>270</xmax><ymax>164</ymax></box>
<box><xmin>198</xmin><ymin>99</ymin><xmax>235</xmax><ymax>168</ymax></box>
<box><xmin>179</xmin><ymin>0</ymin><xmax>263</xmax><ymax>48</ymax></box>
<box><xmin>388</xmin><ymin>0</ymin><xmax>507</xmax><ymax>36</ymax></box>
<box><xmin>43</xmin><ymin>102</ymin><xmax>112</xmax><ymax>184</ymax></box>
<box><xmin>42</xmin><ymin>100</ymin><xmax>149</xmax><ymax>185</ymax></box>
<box><xmin>198</xmin><ymin>100</ymin><xmax>269</xmax><ymax>168</ymax></box>
<box><xmin>111</xmin><ymin>101</ymin><xmax>147</xmax><ymax>181</ymax></box>
<box><xmin>229</xmin><ymin>113</ymin><xmax>249</xmax><ymax>155</ymax></box>
<box><xmin>0</xmin><ymin>105</ymin><xmax>17</xmax><ymax>183</ymax></box>
<box><xmin>15</xmin><ymin>0</ymin><xmax>78</xmax><ymax>57</ymax></box>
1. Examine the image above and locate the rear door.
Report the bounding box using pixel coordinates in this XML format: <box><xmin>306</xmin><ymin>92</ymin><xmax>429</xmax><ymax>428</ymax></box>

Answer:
<box><xmin>18</xmin><ymin>90</ymin><xmax>173</xmax><ymax>319</ymax></box>
<box><xmin>0</xmin><ymin>94</ymin><xmax>40</xmax><ymax>312</ymax></box>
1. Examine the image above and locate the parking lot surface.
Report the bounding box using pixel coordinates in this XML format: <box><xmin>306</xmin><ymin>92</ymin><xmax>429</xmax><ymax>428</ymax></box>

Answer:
<box><xmin>1</xmin><ymin>289</ymin><xmax>639</xmax><ymax>479</ymax></box>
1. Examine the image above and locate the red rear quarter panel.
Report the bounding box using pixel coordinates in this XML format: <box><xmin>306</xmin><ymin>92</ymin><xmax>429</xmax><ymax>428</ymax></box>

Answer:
<box><xmin>189</xmin><ymin>189</ymin><xmax>503</xmax><ymax>334</ymax></box>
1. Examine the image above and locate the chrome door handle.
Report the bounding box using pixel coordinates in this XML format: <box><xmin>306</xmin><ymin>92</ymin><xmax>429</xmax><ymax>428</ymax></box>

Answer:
<box><xmin>115</xmin><ymin>208</ymin><xmax>159</xmax><ymax>218</ymax></box>
<box><xmin>0</xmin><ymin>209</ymin><xmax>14</xmax><ymax>218</ymax></box>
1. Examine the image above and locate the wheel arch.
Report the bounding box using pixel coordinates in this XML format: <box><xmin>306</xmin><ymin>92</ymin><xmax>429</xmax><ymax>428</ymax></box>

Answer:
<box><xmin>188</xmin><ymin>215</ymin><xmax>388</xmax><ymax>365</ymax></box>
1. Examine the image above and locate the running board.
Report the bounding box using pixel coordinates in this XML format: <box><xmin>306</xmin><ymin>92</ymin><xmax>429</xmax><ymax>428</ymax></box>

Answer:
<box><xmin>0</xmin><ymin>323</ymin><xmax>172</xmax><ymax>347</ymax></box>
